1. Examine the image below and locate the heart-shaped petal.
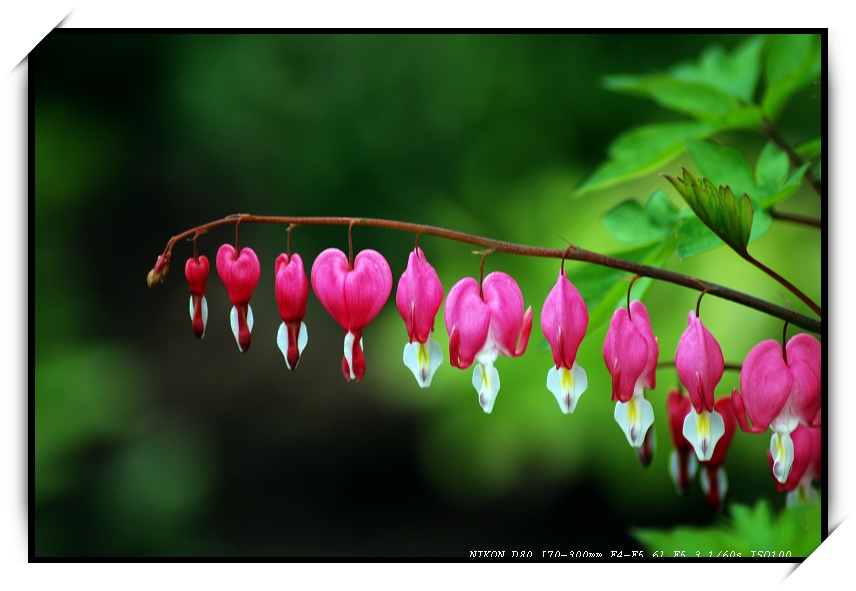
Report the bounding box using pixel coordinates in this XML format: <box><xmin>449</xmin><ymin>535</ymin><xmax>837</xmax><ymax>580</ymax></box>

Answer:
<box><xmin>311</xmin><ymin>248</ymin><xmax>392</xmax><ymax>332</ymax></box>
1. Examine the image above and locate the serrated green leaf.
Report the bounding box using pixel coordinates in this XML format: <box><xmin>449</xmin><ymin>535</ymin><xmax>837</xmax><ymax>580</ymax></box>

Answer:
<box><xmin>676</xmin><ymin>202</ymin><xmax>771</xmax><ymax>260</ymax></box>
<box><xmin>666</xmin><ymin>168</ymin><xmax>753</xmax><ymax>254</ymax></box>
<box><xmin>602</xmin><ymin>190</ymin><xmax>679</xmax><ymax>246</ymax></box>
<box><xmin>735</xmin><ymin>188</ymin><xmax>755</xmax><ymax>246</ymax></box>
<box><xmin>687</xmin><ymin>138</ymin><xmax>814</xmax><ymax>215</ymax></box>
<box><xmin>577</xmin><ymin>121</ymin><xmax>715</xmax><ymax>195</ymax></box>
<box><xmin>633</xmin><ymin>499</ymin><xmax>821</xmax><ymax>558</ymax></box>
<box><xmin>762</xmin><ymin>34</ymin><xmax>822</xmax><ymax>120</ymax></box>
<box><xmin>603</xmin><ymin>37</ymin><xmax>764</xmax><ymax>128</ymax></box>
<box><xmin>671</xmin><ymin>36</ymin><xmax>765</xmax><ymax>103</ymax></box>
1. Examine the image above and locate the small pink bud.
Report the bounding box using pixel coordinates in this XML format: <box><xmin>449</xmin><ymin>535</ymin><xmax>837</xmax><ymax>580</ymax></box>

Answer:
<box><xmin>147</xmin><ymin>254</ymin><xmax>170</xmax><ymax>287</ymax></box>
<box><xmin>541</xmin><ymin>269</ymin><xmax>589</xmax><ymax>413</ymax></box>
<box><xmin>541</xmin><ymin>269</ymin><xmax>588</xmax><ymax>371</ymax></box>
<box><xmin>185</xmin><ymin>255</ymin><xmax>210</xmax><ymax>339</ymax></box>
<box><xmin>275</xmin><ymin>253</ymin><xmax>309</xmax><ymax>370</ymax></box>
<box><xmin>396</xmin><ymin>247</ymin><xmax>444</xmax><ymax>387</ymax></box>
<box><xmin>602</xmin><ymin>300</ymin><xmax>658</xmax><ymax>403</ymax></box>
<box><xmin>675</xmin><ymin>311</ymin><xmax>724</xmax><ymax>414</ymax></box>
<box><xmin>396</xmin><ymin>247</ymin><xmax>444</xmax><ymax>344</ymax></box>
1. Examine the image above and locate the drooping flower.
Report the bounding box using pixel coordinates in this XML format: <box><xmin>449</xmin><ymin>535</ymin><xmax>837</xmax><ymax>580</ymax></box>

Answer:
<box><xmin>699</xmin><ymin>395</ymin><xmax>737</xmax><ymax>512</ymax></box>
<box><xmin>311</xmin><ymin>248</ymin><xmax>392</xmax><ymax>382</ymax></box>
<box><xmin>275</xmin><ymin>253</ymin><xmax>309</xmax><ymax>370</ymax></box>
<box><xmin>732</xmin><ymin>333</ymin><xmax>821</xmax><ymax>484</ymax></box>
<box><xmin>675</xmin><ymin>310</ymin><xmax>726</xmax><ymax>462</ymax></box>
<box><xmin>541</xmin><ymin>269</ymin><xmax>589</xmax><ymax>414</ymax></box>
<box><xmin>444</xmin><ymin>272</ymin><xmax>533</xmax><ymax>413</ymax></box>
<box><xmin>185</xmin><ymin>255</ymin><xmax>210</xmax><ymax>339</ymax></box>
<box><xmin>216</xmin><ymin>244</ymin><xmax>261</xmax><ymax>352</ymax></box>
<box><xmin>603</xmin><ymin>300</ymin><xmax>658</xmax><ymax>448</ymax></box>
<box><xmin>767</xmin><ymin>424</ymin><xmax>821</xmax><ymax>507</ymax></box>
<box><xmin>395</xmin><ymin>247</ymin><xmax>444</xmax><ymax>388</ymax></box>
<box><xmin>666</xmin><ymin>388</ymin><xmax>698</xmax><ymax>495</ymax></box>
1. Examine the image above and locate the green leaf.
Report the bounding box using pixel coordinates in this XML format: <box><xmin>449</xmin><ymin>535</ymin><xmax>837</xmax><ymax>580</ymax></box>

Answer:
<box><xmin>633</xmin><ymin>499</ymin><xmax>821</xmax><ymax>558</ymax></box>
<box><xmin>602</xmin><ymin>189</ymin><xmax>679</xmax><ymax>246</ymax></box>
<box><xmin>758</xmin><ymin>161</ymin><xmax>812</xmax><ymax>209</ymax></box>
<box><xmin>577</xmin><ymin>121</ymin><xmax>715</xmax><ymax>195</ymax></box>
<box><xmin>604</xmin><ymin>75</ymin><xmax>742</xmax><ymax>118</ymax></box>
<box><xmin>762</xmin><ymin>34</ymin><xmax>822</xmax><ymax>120</ymax></box>
<box><xmin>602</xmin><ymin>37</ymin><xmax>765</xmax><ymax>128</ymax></box>
<box><xmin>665</xmin><ymin>168</ymin><xmax>753</xmax><ymax>255</ymax></box>
<box><xmin>676</xmin><ymin>198</ymin><xmax>772</xmax><ymax>260</ymax></box>
<box><xmin>571</xmin><ymin>238</ymin><xmax>676</xmax><ymax>331</ymax></box>
<box><xmin>795</xmin><ymin>138</ymin><xmax>822</xmax><ymax>160</ymax></box>
<box><xmin>676</xmin><ymin>214</ymin><xmax>722</xmax><ymax>259</ymax></box>
<box><xmin>670</xmin><ymin>36</ymin><xmax>765</xmax><ymax>103</ymax></box>
<box><xmin>755</xmin><ymin>141</ymin><xmax>790</xmax><ymax>192</ymax></box>
<box><xmin>686</xmin><ymin>139</ymin><xmax>758</xmax><ymax>200</ymax></box>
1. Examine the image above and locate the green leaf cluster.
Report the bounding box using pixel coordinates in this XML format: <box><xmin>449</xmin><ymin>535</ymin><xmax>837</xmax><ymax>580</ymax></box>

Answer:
<box><xmin>578</xmin><ymin>33</ymin><xmax>820</xmax><ymax>195</ymax></box>
<box><xmin>633</xmin><ymin>498</ymin><xmax>822</xmax><ymax>558</ymax></box>
<box><xmin>577</xmin><ymin>33</ymin><xmax>820</xmax><ymax>276</ymax></box>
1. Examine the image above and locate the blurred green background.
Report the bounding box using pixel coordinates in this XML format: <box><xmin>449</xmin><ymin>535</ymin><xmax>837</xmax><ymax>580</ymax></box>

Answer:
<box><xmin>34</xmin><ymin>33</ymin><xmax>821</xmax><ymax>557</ymax></box>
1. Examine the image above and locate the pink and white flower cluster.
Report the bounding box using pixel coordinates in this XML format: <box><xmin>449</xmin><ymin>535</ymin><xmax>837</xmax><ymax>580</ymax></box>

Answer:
<box><xmin>182</xmin><ymin>242</ymin><xmax>821</xmax><ymax>500</ymax></box>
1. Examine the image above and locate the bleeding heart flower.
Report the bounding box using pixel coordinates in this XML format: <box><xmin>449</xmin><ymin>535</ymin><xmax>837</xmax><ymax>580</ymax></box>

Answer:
<box><xmin>396</xmin><ymin>247</ymin><xmax>444</xmax><ymax>388</ymax></box>
<box><xmin>675</xmin><ymin>310</ymin><xmax>726</xmax><ymax>462</ymax></box>
<box><xmin>732</xmin><ymin>333</ymin><xmax>821</xmax><ymax>484</ymax></box>
<box><xmin>275</xmin><ymin>253</ymin><xmax>309</xmax><ymax>370</ymax></box>
<box><xmin>311</xmin><ymin>248</ymin><xmax>392</xmax><ymax>382</ymax></box>
<box><xmin>185</xmin><ymin>255</ymin><xmax>210</xmax><ymax>339</ymax></box>
<box><xmin>541</xmin><ymin>268</ymin><xmax>588</xmax><ymax>414</ymax></box>
<box><xmin>216</xmin><ymin>244</ymin><xmax>261</xmax><ymax>352</ymax></box>
<box><xmin>603</xmin><ymin>300</ymin><xmax>658</xmax><ymax>448</ymax></box>
<box><xmin>666</xmin><ymin>388</ymin><xmax>698</xmax><ymax>495</ymax></box>
<box><xmin>699</xmin><ymin>395</ymin><xmax>737</xmax><ymax>512</ymax></box>
<box><xmin>767</xmin><ymin>424</ymin><xmax>821</xmax><ymax>507</ymax></box>
<box><xmin>444</xmin><ymin>272</ymin><xmax>533</xmax><ymax>413</ymax></box>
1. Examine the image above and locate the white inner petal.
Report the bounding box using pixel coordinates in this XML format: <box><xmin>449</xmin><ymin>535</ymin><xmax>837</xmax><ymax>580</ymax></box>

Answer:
<box><xmin>277</xmin><ymin>322</ymin><xmax>290</xmax><ymax>367</ymax></box>
<box><xmin>229</xmin><ymin>306</ymin><xmax>241</xmax><ymax>351</ymax></box>
<box><xmin>200</xmin><ymin>296</ymin><xmax>208</xmax><ymax>337</ymax></box>
<box><xmin>614</xmin><ymin>393</ymin><xmax>654</xmax><ymax>448</ymax></box>
<box><xmin>472</xmin><ymin>362</ymin><xmax>500</xmax><ymax>414</ymax></box>
<box><xmin>297</xmin><ymin>321</ymin><xmax>308</xmax><ymax>355</ymax></box>
<box><xmin>343</xmin><ymin>331</ymin><xmax>356</xmax><ymax>380</ymax></box>
<box><xmin>770</xmin><ymin>430</ymin><xmax>795</xmax><ymax>484</ymax></box>
<box><xmin>682</xmin><ymin>409</ymin><xmax>726</xmax><ymax>462</ymax></box>
<box><xmin>403</xmin><ymin>336</ymin><xmax>443</xmax><ymax>388</ymax></box>
<box><xmin>546</xmin><ymin>362</ymin><xmax>587</xmax><ymax>414</ymax></box>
